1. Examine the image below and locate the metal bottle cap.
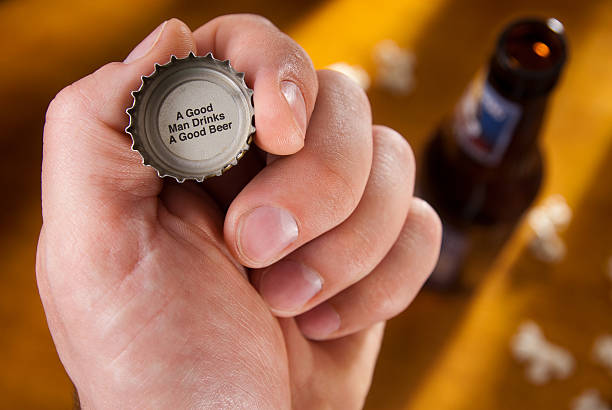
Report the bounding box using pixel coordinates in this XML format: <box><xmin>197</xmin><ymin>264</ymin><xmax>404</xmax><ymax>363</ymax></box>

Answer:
<box><xmin>126</xmin><ymin>52</ymin><xmax>255</xmax><ymax>182</ymax></box>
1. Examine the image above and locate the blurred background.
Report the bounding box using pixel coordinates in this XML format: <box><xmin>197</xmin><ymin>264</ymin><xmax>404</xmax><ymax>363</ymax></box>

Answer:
<box><xmin>1</xmin><ymin>0</ymin><xmax>612</xmax><ymax>408</ymax></box>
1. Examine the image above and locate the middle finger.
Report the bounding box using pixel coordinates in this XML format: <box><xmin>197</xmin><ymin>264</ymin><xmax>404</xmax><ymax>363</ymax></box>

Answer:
<box><xmin>252</xmin><ymin>125</ymin><xmax>416</xmax><ymax>316</ymax></box>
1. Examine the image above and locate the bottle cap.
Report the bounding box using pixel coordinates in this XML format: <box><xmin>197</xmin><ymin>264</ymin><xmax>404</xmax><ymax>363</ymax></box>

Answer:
<box><xmin>126</xmin><ymin>52</ymin><xmax>255</xmax><ymax>182</ymax></box>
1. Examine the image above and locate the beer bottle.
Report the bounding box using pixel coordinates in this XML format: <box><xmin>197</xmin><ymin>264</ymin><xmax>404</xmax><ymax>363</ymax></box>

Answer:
<box><xmin>420</xmin><ymin>18</ymin><xmax>568</xmax><ymax>288</ymax></box>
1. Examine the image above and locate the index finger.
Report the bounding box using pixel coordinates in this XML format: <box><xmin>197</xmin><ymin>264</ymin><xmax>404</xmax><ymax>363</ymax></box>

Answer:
<box><xmin>193</xmin><ymin>14</ymin><xmax>318</xmax><ymax>155</ymax></box>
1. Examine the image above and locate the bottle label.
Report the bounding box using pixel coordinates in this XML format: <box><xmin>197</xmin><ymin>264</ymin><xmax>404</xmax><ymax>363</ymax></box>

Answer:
<box><xmin>453</xmin><ymin>76</ymin><xmax>521</xmax><ymax>166</ymax></box>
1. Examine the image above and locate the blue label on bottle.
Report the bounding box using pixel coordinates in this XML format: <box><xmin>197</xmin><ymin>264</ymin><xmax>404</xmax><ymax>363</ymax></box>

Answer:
<box><xmin>454</xmin><ymin>77</ymin><xmax>521</xmax><ymax>166</ymax></box>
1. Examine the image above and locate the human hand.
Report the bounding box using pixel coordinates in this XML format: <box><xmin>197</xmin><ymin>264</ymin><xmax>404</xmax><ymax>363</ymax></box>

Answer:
<box><xmin>37</xmin><ymin>16</ymin><xmax>441</xmax><ymax>409</ymax></box>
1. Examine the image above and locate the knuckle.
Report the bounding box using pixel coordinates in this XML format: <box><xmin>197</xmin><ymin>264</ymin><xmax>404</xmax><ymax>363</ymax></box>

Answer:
<box><xmin>46</xmin><ymin>61</ymin><xmax>122</xmax><ymax>124</ymax></box>
<box><xmin>371</xmin><ymin>126</ymin><xmax>415</xmax><ymax>188</ymax></box>
<box><xmin>321</xmin><ymin>69</ymin><xmax>371</xmax><ymax>114</ymax></box>
<box><xmin>233</xmin><ymin>13</ymin><xmax>278</xmax><ymax>31</ymax></box>
<box><xmin>316</xmin><ymin>69</ymin><xmax>373</xmax><ymax>160</ymax></box>
<box><xmin>343</xmin><ymin>227</ymin><xmax>380</xmax><ymax>273</ymax></box>
<box><xmin>46</xmin><ymin>83</ymin><xmax>85</xmax><ymax>122</ymax></box>
<box><xmin>403</xmin><ymin>198</ymin><xmax>443</xmax><ymax>274</ymax></box>
<box><xmin>99</xmin><ymin>60</ymin><xmax>126</xmax><ymax>74</ymax></box>
<box><xmin>165</xmin><ymin>17</ymin><xmax>190</xmax><ymax>31</ymax></box>
<box><xmin>277</xmin><ymin>35</ymin><xmax>315</xmax><ymax>78</ymax></box>
<box><xmin>376</xmin><ymin>126</ymin><xmax>415</xmax><ymax>171</ymax></box>
<box><xmin>368</xmin><ymin>280</ymin><xmax>406</xmax><ymax>320</ymax></box>
<box><xmin>315</xmin><ymin>154</ymin><xmax>362</xmax><ymax>217</ymax></box>
<box><xmin>414</xmin><ymin>198</ymin><xmax>443</xmax><ymax>251</ymax></box>
<box><xmin>272</xmin><ymin>37</ymin><xmax>317</xmax><ymax>111</ymax></box>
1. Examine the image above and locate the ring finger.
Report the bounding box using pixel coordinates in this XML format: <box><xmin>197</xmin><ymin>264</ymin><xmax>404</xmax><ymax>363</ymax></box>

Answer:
<box><xmin>296</xmin><ymin>198</ymin><xmax>442</xmax><ymax>340</ymax></box>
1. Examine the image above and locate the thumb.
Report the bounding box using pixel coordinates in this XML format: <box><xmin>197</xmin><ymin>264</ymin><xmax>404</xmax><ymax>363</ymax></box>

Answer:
<box><xmin>42</xmin><ymin>19</ymin><xmax>195</xmax><ymax>227</ymax></box>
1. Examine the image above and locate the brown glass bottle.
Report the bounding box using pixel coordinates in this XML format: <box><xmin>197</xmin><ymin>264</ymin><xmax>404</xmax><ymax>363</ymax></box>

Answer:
<box><xmin>420</xmin><ymin>18</ymin><xmax>568</xmax><ymax>288</ymax></box>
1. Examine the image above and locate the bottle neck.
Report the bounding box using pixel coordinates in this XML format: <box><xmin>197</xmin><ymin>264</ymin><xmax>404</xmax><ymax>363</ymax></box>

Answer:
<box><xmin>488</xmin><ymin>69</ymin><xmax>550</xmax><ymax>165</ymax></box>
<box><xmin>450</xmin><ymin>69</ymin><xmax>551</xmax><ymax>169</ymax></box>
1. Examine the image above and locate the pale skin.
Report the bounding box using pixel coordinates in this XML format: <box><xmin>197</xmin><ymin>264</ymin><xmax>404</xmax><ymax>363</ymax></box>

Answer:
<box><xmin>36</xmin><ymin>15</ymin><xmax>442</xmax><ymax>409</ymax></box>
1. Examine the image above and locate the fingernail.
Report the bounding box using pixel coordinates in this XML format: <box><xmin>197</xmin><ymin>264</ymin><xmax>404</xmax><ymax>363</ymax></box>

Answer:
<box><xmin>124</xmin><ymin>20</ymin><xmax>168</xmax><ymax>63</ymax></box>
<box><xmin>280</xmin><ymin>81</ymin><xmax>307</xmax><ymax>138</ymax></box>
<box><xmin>238</xmin><ymin>206</ymin><xmax>298</xmax><ymax>264</ymax></box>
<box><xmin>259</xmin><ymin>260</ymin><xmax>322</xmax><ymax>313</ymax></box>
<box><xmin>296</xmin><ymin>303</ymin><xmax>341</xmax><ymax>340</ymax></box>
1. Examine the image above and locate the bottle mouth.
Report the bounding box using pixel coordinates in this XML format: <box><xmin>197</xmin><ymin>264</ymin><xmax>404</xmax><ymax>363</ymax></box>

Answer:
<box><xmin>490</xmin><ymin>17</ymin><xmax>568</xmax><ymax>99</ymax></box>
<box><xmin>496</xmin><ymin>18</ymin><xmax>567</xmax><ymax>78</ymax></box>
